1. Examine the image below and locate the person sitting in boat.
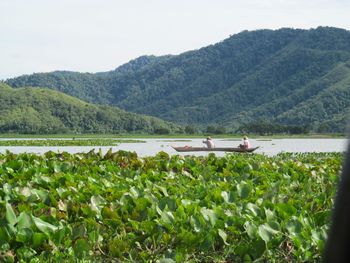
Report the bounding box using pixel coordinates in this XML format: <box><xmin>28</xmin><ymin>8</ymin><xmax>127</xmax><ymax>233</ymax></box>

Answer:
<box><xmin>203</xmin><ymin>136</ymin><xmax>215</xmax><ymax>149</ymax></box>
<box><xmin>239</xmin><ymin>136</ymin><xmax>251</xmax><ymax>149</ymax></box>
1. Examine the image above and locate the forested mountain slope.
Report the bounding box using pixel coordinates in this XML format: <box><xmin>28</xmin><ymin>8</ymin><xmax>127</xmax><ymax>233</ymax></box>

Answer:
<box><xmin>0</xmin><ymin>83</ymin><xmax>181</xmax><ymax>134</ymax></box>
<box><xmin>6</xmin><ymin>27</ymin><xmax>350</xmax><ymax>132</ymax></box>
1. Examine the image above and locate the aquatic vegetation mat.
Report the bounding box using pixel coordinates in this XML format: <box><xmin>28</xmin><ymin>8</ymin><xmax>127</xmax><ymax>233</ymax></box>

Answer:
<box><xmin>0</xmin><ymin>150</ymin><xmax>342</xmax><ymax>262</ymax></box>
<box><xmin>0</xmin><ymin>139</ymin><xmax>145</xmax><ymax>147</ymax></box>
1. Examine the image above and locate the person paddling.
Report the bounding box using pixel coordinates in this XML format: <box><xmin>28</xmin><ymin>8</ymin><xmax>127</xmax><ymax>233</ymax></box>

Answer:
<box><xmin>239</xmin><ymin>136</ymin><xmax>251</xmax><ymax>149</ymax></box>
<box><xmin>203</xmin><ymin>136</ymin><xmax>215</xmax><ymax>149</ymax></box>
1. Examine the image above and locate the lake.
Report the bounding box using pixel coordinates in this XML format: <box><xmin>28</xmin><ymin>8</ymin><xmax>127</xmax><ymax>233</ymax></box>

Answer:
<box><xmin>0</xmin><ymin>138</ymin><xmax>347</xmax><ymax>156</ymax></box>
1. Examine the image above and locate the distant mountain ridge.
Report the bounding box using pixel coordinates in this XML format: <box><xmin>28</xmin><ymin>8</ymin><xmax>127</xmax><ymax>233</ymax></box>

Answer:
<box><xmin>6</xmin><ymin>26</ymin><xmax>350</xmax><ymax>132</ymax></box>
<box><xmin>0</xmin><ymin>83</ymin><xmax>181</xmax><ymax>134</ymax></box>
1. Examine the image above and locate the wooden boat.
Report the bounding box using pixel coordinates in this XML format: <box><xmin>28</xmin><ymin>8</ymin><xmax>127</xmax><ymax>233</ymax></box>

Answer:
<box><xmin>171</xmin><ymin>146</ymin><xmax>259</xmax><ymax>153</ymax></box>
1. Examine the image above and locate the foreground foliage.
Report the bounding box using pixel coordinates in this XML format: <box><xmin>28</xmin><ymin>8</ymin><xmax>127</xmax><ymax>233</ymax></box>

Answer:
<box><xmin>0</xmin><ymin>150</ymin><xmax>342</xmax><ymax>262</ymax></box>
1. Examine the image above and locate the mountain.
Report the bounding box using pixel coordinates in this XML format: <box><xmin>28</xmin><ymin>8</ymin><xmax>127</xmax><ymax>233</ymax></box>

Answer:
<box><xmin>6</xmin><ymin>27</ymin><xmax>350</xmax><ymax>132</ymax></box>
<box><xmin>0</xmin><ymin>83</ymin><xmax>181</xmax><ymax>134</ymax></box>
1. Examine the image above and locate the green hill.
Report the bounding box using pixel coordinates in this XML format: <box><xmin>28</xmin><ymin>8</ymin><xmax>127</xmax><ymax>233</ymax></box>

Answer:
<box><xmin>6</xmin><ymin>27</ymin><xmax>350</xmax><ymax>132</ymax></box>
<box><xmin>0</xmin><ymin>83</ymin><xmax>181</xmax><ymax>134</ymax></box>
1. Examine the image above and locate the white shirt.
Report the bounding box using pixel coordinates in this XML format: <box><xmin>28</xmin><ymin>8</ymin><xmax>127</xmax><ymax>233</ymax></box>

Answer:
<box><xmin>203</xmin><ymin>139</ymin><xmax>215</xmax><ymax>149</ymax></box>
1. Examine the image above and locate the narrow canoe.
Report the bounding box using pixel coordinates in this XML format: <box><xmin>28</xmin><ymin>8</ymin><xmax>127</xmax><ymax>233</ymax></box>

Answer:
<box><xmin>171</xmin><ymin>146</ymin><xmax>259</xmax><ymax>153</ymax></box>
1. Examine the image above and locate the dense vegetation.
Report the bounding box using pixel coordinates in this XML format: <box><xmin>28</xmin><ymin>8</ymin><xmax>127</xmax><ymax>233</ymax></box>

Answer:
<box><xmin>0</xmin><ymin>83</ymin><xmax>181</xmax><ymax>134</ymax></box>
<box><xmin>0</xmin><ymin>150</ymin><xmax>342</xmax><ymax>262</ymax></box>
<box><xmin>0</xmin><ymin>139</ymin><xmax>145</xmax><ymax>147</ymax></box>
<box><xmin>6</xmin><ymin>27</ymin><xmax>350</xmax><ymax>132</ymax></box>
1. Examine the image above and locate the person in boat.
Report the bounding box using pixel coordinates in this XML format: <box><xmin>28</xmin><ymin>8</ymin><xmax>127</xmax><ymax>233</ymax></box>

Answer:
<box><xmin>239</xmin><ymin>135</ymin><xmax>251</xmax><ymax>149</ymax></box>
<box><xmin>203</xmin><ymin>136</ymin><xmax>215</xmax><ymax>149</ymax></box>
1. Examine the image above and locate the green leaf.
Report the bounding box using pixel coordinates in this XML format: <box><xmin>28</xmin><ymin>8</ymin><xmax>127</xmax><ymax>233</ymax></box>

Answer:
<box><xmin>17</xmin><ymin>212</ymin><xmax>33</xmax><ymax>230</ymax></box>
<box><xmin>181</xmin><ymin>199</ymin><xmax>192</xmax><ymax>206</ymax></box>
<box><xmin>249</xmin><ymin>238</ymin><xmax>266</xmax><ymax>259</ymax></box>
<box><xmin>159</xmin><ymin>259</ymin><xmax>176</xmax><ymax>263</ymax></box>
<box><xmin>90</xmin><ymin>195</ymin><xmax>107</xmax><ymax>213</ymax></box>
<box><xmin>0</xmin><ymin>228</ymin><xmax>9</xmax><ymax>242</ymax></box>
<box><xmin>32</xmin><ymin>232</ymin><xmax>47</xmax><ymax>247</ymax></box>
<box><xmin>161</xmin><ymin>211</ymin><xmax>175</xmax><ymax>225</ymax></box>
<box><xmin>129</xmin><ymin>187</ymin><xmax>140</xmax><ymax>199</ymax></box>
<box><xmin>246</xmin><ymin>203</ymin><xmax>261</xmax><ymax>217</ymax></box>
<box><xmin>52</xmin><ymin>227</ymin><xmax>68</xmax><ymax>245</ymax></box>
<box><xmin>237</xmin><ymin>182</ymin><xmax>251</xmax><ymax>199</ymax></box>
<box><xmin>258</xmin><ymin>222</ymin><xmax>279</xmax><ymax>243</ymax></box>
<box><xmin>16</xmin><ymin>228</ymin><xmax>33</xmax><ymax>243</ymax></box>
<box><xmin>31</xmin><ymin>215</ymin><xmax>58</xmax><ymax>234</ymax></box>
<box><xmin>73</xmin><ymin>238</ymin><xmax>90</xmax><ymax>259</ymax></box>
<box><xmin>258</xmin><ymin>226</ymin><xmax>272</xmax><ymax>243</ymax></box>
<box><xmin>72</xmin><ymin>224</ymin><xmax>86</xmax><ymax>240</ymax></box>
<box><xmin>190</xmin><ymin>215</ymin><xmax>202</xmax><ymax>232</ymax></box>
<box><xmin>155</xmin><ymin>184</ymin><xmax>169</xmax><ymax>197</ymax></box>
<box><xmin>218</xmin><ymin>229</ymin><xmax>229</xmax><ymax>245</ymax></box>
<box><xmin>201</xmin><ymin>207</ymin><xmax>217</xmax><ymax>226</ymax></box>
<box><xmin>31</xmin><ymin>189</ymin><xmax>50</xmax><ymax>204</ymax></box>
<box><xmin>16</xmin><ymin>247</ymin><xmax>37</xmax><ymax>261</ymax></box>
<box><xmin>244</xmin><ymin>221</ymin><xmax>258</xmax><ymax>238</ymax></box>
<box><xmin>275</xmin><ymin>203</ymin><xmax>297</xmax><ymax>218</ymax></box>
<box><xmin>221</xmin><ymin>191</ymin><xmax>235</xmax><ymax>203</ymax></box>
<box><xmin>265</xmin><ymin>208</ymin><xmax>275</xmax><ymax>221</ymax></box>
<box><xmin>286</xmin><ymin>218</ymin><xmax>302</xmax><ymax>235</ymax></box>
<box><xmin>6</xmin><ymin>203</ymin><xmax>17</xmax><ymax>226</ymax></box>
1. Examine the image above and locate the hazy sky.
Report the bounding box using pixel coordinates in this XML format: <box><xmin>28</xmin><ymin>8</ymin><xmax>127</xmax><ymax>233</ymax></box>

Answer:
<box><xmin>1</xmin><ymin>0</ymin><xmax>349</xmax><ymax>80</ymax></box>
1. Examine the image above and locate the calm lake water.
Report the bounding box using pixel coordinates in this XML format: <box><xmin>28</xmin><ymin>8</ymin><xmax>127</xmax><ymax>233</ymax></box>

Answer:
<box><xmin>0</xmin><ymin>138</ymin><xmax>347</xmax><ymax>157</ymax></box>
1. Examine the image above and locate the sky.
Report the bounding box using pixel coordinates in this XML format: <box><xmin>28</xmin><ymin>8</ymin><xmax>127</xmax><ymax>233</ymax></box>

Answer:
<box><xmin>1</xmin><ymin>0</ymin><xmax>349</xmax><ymax>80</ymax></box>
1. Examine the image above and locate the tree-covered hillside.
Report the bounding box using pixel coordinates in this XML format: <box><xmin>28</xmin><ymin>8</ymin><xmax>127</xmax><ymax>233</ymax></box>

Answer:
<box><xmin>0</xmin><ymin>83</ymin><xmax>181</xmax><ymax>134</ymax></box>
<box><xmin>6</xmin><ymin>27</ymin><xmax>350</xmax><ymax>132</ymax></box>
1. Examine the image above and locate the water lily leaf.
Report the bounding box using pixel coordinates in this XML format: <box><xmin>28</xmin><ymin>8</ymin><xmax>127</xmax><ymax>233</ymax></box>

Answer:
<box><xmin>3</xmin><ymin>183</ymin><xmax>12</xmax><ymax>195</ymax></box>
<box><xmin>258</xmin><ymin>222</ymin><xmax>280</xmax><ymax>243</ymax></box>
<box><xmin>16</xmin><ymin>247</ymin><xmax>37</xmax><ymax>261</ymax></box>
<box><xmin>31</xmin><ymin>189</ymin><xmax>50</xmax><ymax>204</ymax></box>
<box><xmin>159</xmin><ymin>258</ymin><xmax>176</xmax><ymax>263</ymax></box>
<box><xmin>181</xmin><ymin>199</ymin><xmax>192</xmax><ymax>206</ymax></box>
<box><xmin>0</xmin><ymin>228</ymin><xmax>9</xmax><ymax>242</ymax></box>
<box><xmin>161</xmin><ymin>210</ymin><xmax>175</xmax><ymax>225</ymax></box>
<box><xmin>90</xmin><ymin>195</ymin><xmax>107</xmax><ymax>213</ymax></box>
<box><xmin>258</xmin><ymin>225</ymin><xmax>273</xmax><ymax>243</ymax></box>
<box><xmin>16</xmin><ymin>228</ymin><xmax>33</xmax><ymax>243</ymax></box>
<box><xmin>275</xmin><ymin>203</ymin><xmax>297</xmax><ymax>218</ymax></box>
<box><xmin>155</xmin><ymin>184</ymin><xmax>169</xmax><ymax>197</ymax></box>
<box><xmin>58</xmin><ymin>200</ymin><xmax>67</xmax><ymax>212</ymax></box>
<box><xmin>32</xmin><ymin>232</ymin><xmax>47</xmax><ymax>247</ymax></box>
<box><xmin>218</xmin><ymin>229</ymin><xmax>229</xmax><ymax>245</ymax></box>
<box><xmin>265</xmin><ymin>208</ymin><xmax>275</xmax><ymax>221</ymax></box>
<box><xmin>201</xmin><ymin>207</ymin><xmax>217</xmax><ymax>226</ymax></box>
<box><xmin>244</xmin><ymin>221</ymin><xmax>258</xmax><ymax>238</ymax></box>
<box><xmin>72</xmin><ymin>224</ymin><xmax>86</xmax><ymax>240</ymax></box>
<box><xmin>73</xmin><ymin>238</ymin><xmax>90</xmax><ymax>259</ymax></box>
<box><xmin>190</xmin><ymin>215</ymin><xmax>202</xmax><ymax>232</ymax></box>
<box><xmin>286</xmin><ymin>218</ymin><xmax>302</xmax><ymax>235</ymax></box>
<box><xmin>6</xmin><ymin>203</ymin><xmax>17</xmax><ymax>226</ymax></box>
<box><xmin>237</xmin><ymin>182</ymin><xmax>251</xmax><ymax>199</ymax></box>
<box><xmin>19</xmin><ymin>187</ymin><xmax>31</xmax><ymax>197</ymax></box>
<box><xmin>246</xmin><ymin>203</ymin><xmax>261</xmax><ymax>217</ymax></box>
<box><xmin>129</xmin><ymin>187</ymin><xmax>140</xmax><ymax>199</ymax></box>
<box><xmin>159</xmin><ymin>197</ymin><xmax>177</xmax><ymax>211</ymax></box>
<box><xmin>31</xmin><ymin>215</ymin><xmax>58</xmax><ymax>234</ymax></box>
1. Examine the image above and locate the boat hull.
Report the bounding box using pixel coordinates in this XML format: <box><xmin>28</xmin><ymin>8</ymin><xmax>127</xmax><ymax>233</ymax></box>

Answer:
<box><xmin>172</xmin><ymin>146</ymin><xmax>259</xmax><ymax>153</ymax></box>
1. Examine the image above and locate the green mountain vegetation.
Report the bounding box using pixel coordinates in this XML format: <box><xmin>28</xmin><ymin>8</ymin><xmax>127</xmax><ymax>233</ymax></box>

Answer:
<box><xmin>0</xmin><ymin>83</ymin><xmax>181</xmax><ymax>134</ymax></box>
<box><xmin>6</xmin><ymin>27</ymin><xmax>350</xmax><ymax>133</ymax></box>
